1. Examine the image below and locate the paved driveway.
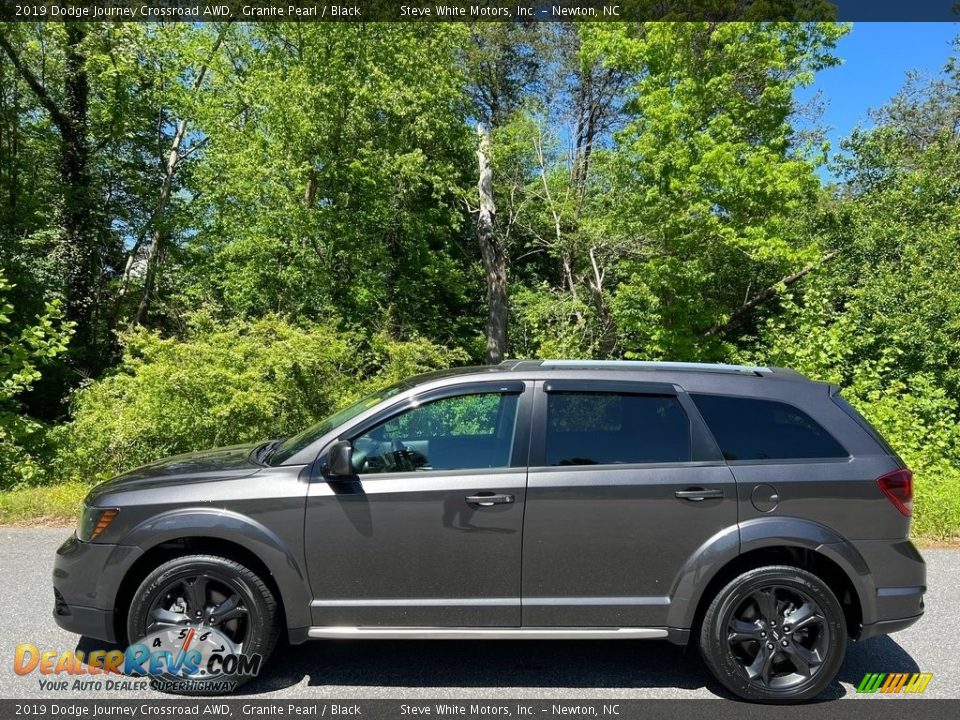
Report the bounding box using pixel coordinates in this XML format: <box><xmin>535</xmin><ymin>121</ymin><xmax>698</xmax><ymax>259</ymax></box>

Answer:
<box><xmin>0</xmin><ymin>529</ymin><xmax>951</xmax><ymax>700</ymax></box>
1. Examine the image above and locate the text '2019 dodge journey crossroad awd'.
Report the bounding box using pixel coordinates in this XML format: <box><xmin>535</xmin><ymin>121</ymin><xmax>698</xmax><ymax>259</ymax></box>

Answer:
<box><xmin>53</xmin><ymin>360</ymin><xmax>925</xmax><ymax>702</ymax></box>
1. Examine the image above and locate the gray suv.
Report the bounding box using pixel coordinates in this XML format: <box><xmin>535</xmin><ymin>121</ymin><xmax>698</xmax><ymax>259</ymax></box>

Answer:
<box><xmin>53</xmin><ymin>360</ymin><xmax>925</xmax><ymax>702</ymax></box>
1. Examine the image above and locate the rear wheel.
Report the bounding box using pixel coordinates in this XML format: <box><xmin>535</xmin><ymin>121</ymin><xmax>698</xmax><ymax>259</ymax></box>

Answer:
<box><xmin>126</xmin><ymin>554</ymin><xmax>280</xmax><ymax>694</ymax></box>
<box><xmin>699</xmin><ymin>565</ymin><xmax>846</xmax><ymax>703</ymax></box>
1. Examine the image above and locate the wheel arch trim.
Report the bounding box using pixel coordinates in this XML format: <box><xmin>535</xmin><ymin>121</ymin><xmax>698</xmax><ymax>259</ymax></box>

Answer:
<box><xmin>110</xmin><ymin>507</ymin><xmax>311</xmax><ymax>630</ymax></box>
<box><xmin>666</xmin><ymin>517</ymin><xmax>875</xmax><ymax>631</ymax></box>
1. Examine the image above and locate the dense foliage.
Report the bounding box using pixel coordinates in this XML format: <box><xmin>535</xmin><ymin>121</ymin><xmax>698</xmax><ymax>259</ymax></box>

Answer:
<box><xmin>1</xmin><ymin>21</ymin><xmax>959</xmax><ymax>536</ymax></box>
<box><xmin>0</xmin><ymin>271</ymin><xmax>72</xmax><ymax>487</ymax></box>
<box><xmin>54</xmin><ymin>314</ymin><xmax>466</xmax><ymax>483</ymax></box>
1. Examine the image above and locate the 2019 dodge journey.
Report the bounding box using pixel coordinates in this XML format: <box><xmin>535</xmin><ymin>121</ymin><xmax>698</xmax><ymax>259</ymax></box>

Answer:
<box><xmin>53</xmin><ymin>359</ymin><xmax>926</xmax><ymax>702</ymax></box>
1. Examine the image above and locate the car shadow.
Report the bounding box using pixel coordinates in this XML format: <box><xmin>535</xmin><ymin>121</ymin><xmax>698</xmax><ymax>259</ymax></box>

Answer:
<box><xmin>240</xmin><ymin>639</ymin><xmax>725</xmax><ymax>695</ymax></box>
<box><xmin>819</xmin><ymin>635</ymin><xmax>921</xmax><ymax>700</ymax></box>
<box><xmin>76</xmin><ymin>636</ymin><xmax>125</xmax><ymax>655</ymax></box>
<box><xmin>77</xmin><ymin>633</ymin><xmax>920</xmax><ymax>701</ymax></box>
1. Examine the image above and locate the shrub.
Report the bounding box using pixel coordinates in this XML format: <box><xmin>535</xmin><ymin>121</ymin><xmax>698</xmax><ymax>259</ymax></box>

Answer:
<box><xmin>53</xmin><ymin>312</ymin><xmax>467</xmax><ymax>484</ymax></box>
<box><xmin>841</xmin><ymin>373</ymin><xmax>960</xmax><ymax>539</ymax></box>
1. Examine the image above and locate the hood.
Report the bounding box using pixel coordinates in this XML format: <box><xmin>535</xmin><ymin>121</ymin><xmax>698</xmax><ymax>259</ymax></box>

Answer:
<box><xmin>87</xmin><ymin>442</ymin><xmax>264</xmax><ymax>500</ymax></box>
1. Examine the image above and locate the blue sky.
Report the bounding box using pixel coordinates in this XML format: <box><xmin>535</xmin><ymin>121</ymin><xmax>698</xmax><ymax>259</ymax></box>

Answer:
<box><xmin>799</xmin><ymin>23</ymin><xmax>959</xmax><ymax>179</ymax></box>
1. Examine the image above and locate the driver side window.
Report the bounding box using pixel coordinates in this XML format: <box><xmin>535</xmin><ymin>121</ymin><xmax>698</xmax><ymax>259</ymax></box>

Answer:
<box><xmin>352</xmin><ymin>392</ymin><xmax>520</xmax><ymax>474</ymax></box>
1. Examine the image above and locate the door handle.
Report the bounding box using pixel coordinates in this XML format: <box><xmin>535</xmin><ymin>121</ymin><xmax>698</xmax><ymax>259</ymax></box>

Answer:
<box><xmin>675</xmin><ymin>487</ymin><xmax>724</xmax><ymax>502</ymax></box>
<box><xmin>465</xmin><ymin>493</ymin><xmax>515</xmax><ymax>507</ymax></box>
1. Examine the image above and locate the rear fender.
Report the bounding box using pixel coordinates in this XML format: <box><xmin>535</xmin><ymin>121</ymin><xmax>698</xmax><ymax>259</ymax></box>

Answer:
<box><xmin>666</xmin><ymin>517</ymin><xmax>874</xmax><ymax>630</ymax></box>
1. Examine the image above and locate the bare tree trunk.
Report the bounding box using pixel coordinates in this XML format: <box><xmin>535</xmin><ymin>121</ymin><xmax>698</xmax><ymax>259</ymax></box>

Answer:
<box><xmin>476</xmin><ymin>123</ymin><xmax>508</xmax><ymax>365</ymax></box>
<box><xmin>127</xmin><ymin>25</ymin><xmax>229</xmax><ymax>326</ymax></box>
<box><xmin>571</xmin><ymin>62</ymin><xmax>626</xmax><ymax>357</ymax></box>
<box><xmin>304</xmin><ymin>170</ymin><xmax>318</xmax><ymax>208</ymax></box>
<box><xmin>533</xmin><ymin>130</ymin><xmax>584</xmax><ymax>328</ymax></box>
<box><xmin>132</xmin><ymin>118</ymin><xmax>188</xmax><ymax>325</ymax></box>
<box><xmin>587</xmin><ymin>247</ymin><xmax>618</xmax><ymax>356</ymax></box>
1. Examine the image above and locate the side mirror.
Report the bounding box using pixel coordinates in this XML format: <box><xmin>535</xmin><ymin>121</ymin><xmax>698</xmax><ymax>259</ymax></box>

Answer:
<box><xmin>326</xmin><ymin>440</ymin><xmax>354</xmax><ymax>478</ymax></box>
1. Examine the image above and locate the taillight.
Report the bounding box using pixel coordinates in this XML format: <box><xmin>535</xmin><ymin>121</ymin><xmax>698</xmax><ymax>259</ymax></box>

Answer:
<box><xmin>876</xmin><ymin>469</ymin><xmax>913</xmax><ymax>517</ymax></box>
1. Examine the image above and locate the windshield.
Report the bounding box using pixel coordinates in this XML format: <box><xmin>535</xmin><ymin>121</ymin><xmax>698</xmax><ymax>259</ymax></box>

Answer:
<box><xmin>266</xmin><ymin>381</ymin><xmax>411</xmax><ymax>465</ymax></box>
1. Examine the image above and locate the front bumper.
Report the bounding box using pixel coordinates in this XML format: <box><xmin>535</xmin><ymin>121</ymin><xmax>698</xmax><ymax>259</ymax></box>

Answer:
<box><xmin>52</xmin><ymin>533</ymin><xmax>142</xmax><ymax>643</ymax></box>
<box><xmin>53</xmin><ymin>587</ymin><xmax>118</xmax><ymax>642</ymax></box>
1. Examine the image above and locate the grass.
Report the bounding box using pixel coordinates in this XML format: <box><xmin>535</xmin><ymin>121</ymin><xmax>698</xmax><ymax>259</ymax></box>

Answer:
<box><xmin>0</xmin><ymin>482</ymin><xmax>957</xmax><ymax>547</ymax></box>
<box><xmin>0</xmin><ymin>482</ymin><xmax>88</xmax><ymax>526</ymax></box>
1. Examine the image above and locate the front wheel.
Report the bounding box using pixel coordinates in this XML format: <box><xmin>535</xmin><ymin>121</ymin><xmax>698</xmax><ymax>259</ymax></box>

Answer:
<box><xmin>699</xmin><ymin>565</ymin><xmax>847</xmax><ymax>703</ymax></box>
<box><xmin>126</xmin><ymin>554</ymin><xmax>281</xmax><ymax>694</ymax></box>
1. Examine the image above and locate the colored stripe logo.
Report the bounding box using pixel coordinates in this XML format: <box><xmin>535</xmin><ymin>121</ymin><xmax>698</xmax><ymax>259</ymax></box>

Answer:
<box><xmin>857</xmin><ymin>672</ymin><xmax>933</xmax><ymax>694</ymax></box>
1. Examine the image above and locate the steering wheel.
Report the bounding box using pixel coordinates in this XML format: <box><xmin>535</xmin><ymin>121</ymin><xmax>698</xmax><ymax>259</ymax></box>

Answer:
<box><xmin>390</xmin><ymin>438</ymin><xmax>411</xmax><ymax>469</ymax></box>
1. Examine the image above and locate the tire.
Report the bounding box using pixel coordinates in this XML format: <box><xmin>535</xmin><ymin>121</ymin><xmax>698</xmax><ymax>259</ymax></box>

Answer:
<box><xmin>698</xmin><ymin>565</ymin><xmax>847</xmax><ymax>703</ymax></box>
<box><xmin>126</xmin><ymin>554</ymin><xmax>281</xmax><ymax>695</ymax></box>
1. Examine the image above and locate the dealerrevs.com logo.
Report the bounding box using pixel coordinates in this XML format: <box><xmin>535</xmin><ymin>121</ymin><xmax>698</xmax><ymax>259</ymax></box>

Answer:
<box><xmin>14</xmin><ymin>626</ymin><xmax>261</xmax><ymax>693</ymax></box>
<box><xmin>856</xmin><ymin>672</ymin><xmax>934</xmax><ymax>695</ymax></box>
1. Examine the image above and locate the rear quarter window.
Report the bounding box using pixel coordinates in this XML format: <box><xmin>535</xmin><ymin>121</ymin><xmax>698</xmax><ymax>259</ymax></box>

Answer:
<box><xmin>690</xmin><ymin>394</ymin><xmax>848</xmax><ymax>461</ymax></box>
<box><xmin>831</xmin><ymin>393</ymin><xmax>900</xmax><ymax>459</ymax></box>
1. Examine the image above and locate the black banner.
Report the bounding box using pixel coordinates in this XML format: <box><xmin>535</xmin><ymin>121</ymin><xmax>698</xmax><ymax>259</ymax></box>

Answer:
<box><xmin>1</xmin><ymin>700</ymin><xmax>960</xmax><ymax>720</ymax></box>
<box><xmin>2</xmin><ymin>699</ymin><xmax>960</xmax><ymax>720</ymax></box>
<box><xmin>0</xmin><ymin>0</ymin><xmax>957</xmax><ymax>23</ymax></box>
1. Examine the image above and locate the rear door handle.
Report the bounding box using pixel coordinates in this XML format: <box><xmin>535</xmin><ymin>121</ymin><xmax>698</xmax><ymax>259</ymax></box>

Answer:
<box><xmin>465</xmin><ymin>493</ymin><xmax>515</xmax><ymax>507</ymax></box>
<box><xmin>675</xmin><ymin>487</ymin><xmax>724</xmax><ymax>502</ymax></box>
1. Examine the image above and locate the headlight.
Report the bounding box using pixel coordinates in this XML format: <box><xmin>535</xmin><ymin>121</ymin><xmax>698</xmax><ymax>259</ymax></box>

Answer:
<box><xmin>77</xmin><ymin>506</ymin><xmax>119</xmax><ymax>542</ymax></box>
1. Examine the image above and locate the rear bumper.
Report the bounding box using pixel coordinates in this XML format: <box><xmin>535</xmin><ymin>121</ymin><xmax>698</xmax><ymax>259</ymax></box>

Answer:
<box><xmin>857</xmin><ymin>583</ymin><xmax>925</xmax><ymax>640</ymax></box>
<box><xmin>875</xmin><ymin>584</ymin><xmax>926</xmax><ymax>619</ymax></box>
<box><xmin>52</xmin><ymin>533</ymin><xmax>141</xmax><ymax>643</ymax></box>
<box><xmin>859</xmin><ymin>612</ymin><xmax>923</xmax><ymax>641</ymax></box>
<box><xmin>849</xmin><ymin>538</ymin><xmax>926</xmax><ymax>638</ymax></box>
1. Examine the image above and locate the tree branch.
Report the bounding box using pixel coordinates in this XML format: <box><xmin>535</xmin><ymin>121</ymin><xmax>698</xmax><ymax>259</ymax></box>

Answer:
<box><xmin>0</xmin><ymin>30</ymin><xmax>71</xmax><ymax>134</ymax></box>
<box><xmin>704</xmin><ymin>251</ymin><xmax>838</xmax><ymax>337</ymax></box>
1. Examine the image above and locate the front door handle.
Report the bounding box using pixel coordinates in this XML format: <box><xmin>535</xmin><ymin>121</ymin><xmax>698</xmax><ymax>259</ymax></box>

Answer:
<box><xmin>675</xmin><ymin>487</ymin><xmax>724</xmax><ymax>502</ymax></box>
<box><xmin>465</xmin><ymin>493</ymin><xmax>515</xmax><ymax>507</ymax></box>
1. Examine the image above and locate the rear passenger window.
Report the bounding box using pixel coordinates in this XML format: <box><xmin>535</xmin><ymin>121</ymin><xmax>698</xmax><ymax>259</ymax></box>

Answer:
<box><xmin>691</xmin><ymin>394</ymin><xmax>848</xmax><ymax>461</ymax></box>
<box><xmin>545</xmin><ymin>393</ymin><xmax>691</xmax><ymax>466</ymax></box>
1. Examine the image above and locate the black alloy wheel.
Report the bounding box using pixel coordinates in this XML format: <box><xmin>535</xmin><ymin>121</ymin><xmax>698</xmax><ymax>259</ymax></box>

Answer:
<box><xmin>726</xmin><ymin>585</ymin><xmax>828</xmax><ymax>689</ymax></box>
<box><xmin>699</xmin><ymin>565</ymin><xmax>847</xmax><ymax>703</ymax></box>
<box><xmin>145</xmin><ymin>572</ymin><xmax>251</xmax><ymax>647</ymax></box>
<box><xmin>126</xmin><ymin>554</ymin><xmax>281</xmax><ymax>694</ymax></box>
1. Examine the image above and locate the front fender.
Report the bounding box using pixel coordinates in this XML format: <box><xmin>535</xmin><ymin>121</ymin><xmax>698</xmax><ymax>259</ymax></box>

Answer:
<box><xmin>666</xmin><ymin>516</ymin><xmax>875</xmax><ymax>631</ymax></box>
<box><xmin>111</xmin><ymin>507</ymin><xmax>312</xmax><ymax>632</ymax></box>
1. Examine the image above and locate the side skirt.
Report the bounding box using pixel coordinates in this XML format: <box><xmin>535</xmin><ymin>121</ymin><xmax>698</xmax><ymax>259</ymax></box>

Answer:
<box><xmin>306</xmin><ymin>627</ymin><xmax>669</xmax><ymax>640</ymax></box>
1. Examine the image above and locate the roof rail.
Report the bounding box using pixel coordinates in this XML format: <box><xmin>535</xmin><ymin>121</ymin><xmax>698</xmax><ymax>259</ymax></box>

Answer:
<box><xmin>528</xmin><ymin>359</ymin><xmax>774</xmax><ymax>376</ymax></box>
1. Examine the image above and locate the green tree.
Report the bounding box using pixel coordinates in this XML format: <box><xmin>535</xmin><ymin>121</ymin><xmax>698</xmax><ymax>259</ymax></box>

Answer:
<box><xmin>746</xmin><ymin>56</ymin><xmax>960</xmax><ymax>536</ymax></box>
<box><xmin>179</xmin><ymin>23</ymin><xmax>476</xmax><ymax>344</ymax></box>
<box><xmin>576</xmin><ymin>22</ymin><xmax>846</xmax><ymax>359</ymax></box>
<box><xmin>0</xmin><ymin>24</ymin><xmax>106</xmax><ymax>374</ymax></box>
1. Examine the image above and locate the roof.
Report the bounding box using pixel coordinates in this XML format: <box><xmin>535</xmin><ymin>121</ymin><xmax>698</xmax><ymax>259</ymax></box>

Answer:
<box><xmin>498</xmin><ymin>359</ymin><xmax>800</xmax><ymax>379</ymax></box>
<box><xmin>398</xmin><ymin>360</ymin><xmax>812</xmax><ymax>396</ymax></box>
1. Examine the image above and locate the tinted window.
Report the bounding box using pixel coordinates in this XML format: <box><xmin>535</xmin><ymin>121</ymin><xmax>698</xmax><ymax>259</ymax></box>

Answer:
<box><xmin>832</xmin><ymin>394</ymin><xmax>898</xmax><ymax>458</ymax></box>
<box><xmin>352</xmin><ymin>392</ymin><xmax>519</xmax><ymax>473</ymax></box>
<box><xmin>545</xmin><ymin>393</ymin><xmax>691</xmax><ymax>466</ymax></box>
<box><xmin>691</xmin><ymin>394</ymin><xmax>847</xmax><ymax>461</ymax></box>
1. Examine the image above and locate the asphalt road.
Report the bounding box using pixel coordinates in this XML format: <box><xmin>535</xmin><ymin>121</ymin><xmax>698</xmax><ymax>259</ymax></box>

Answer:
<box><xmin>0</xmin><ymin>528</ymin><xmax>955</xmax><ymax>701</ymax></box>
